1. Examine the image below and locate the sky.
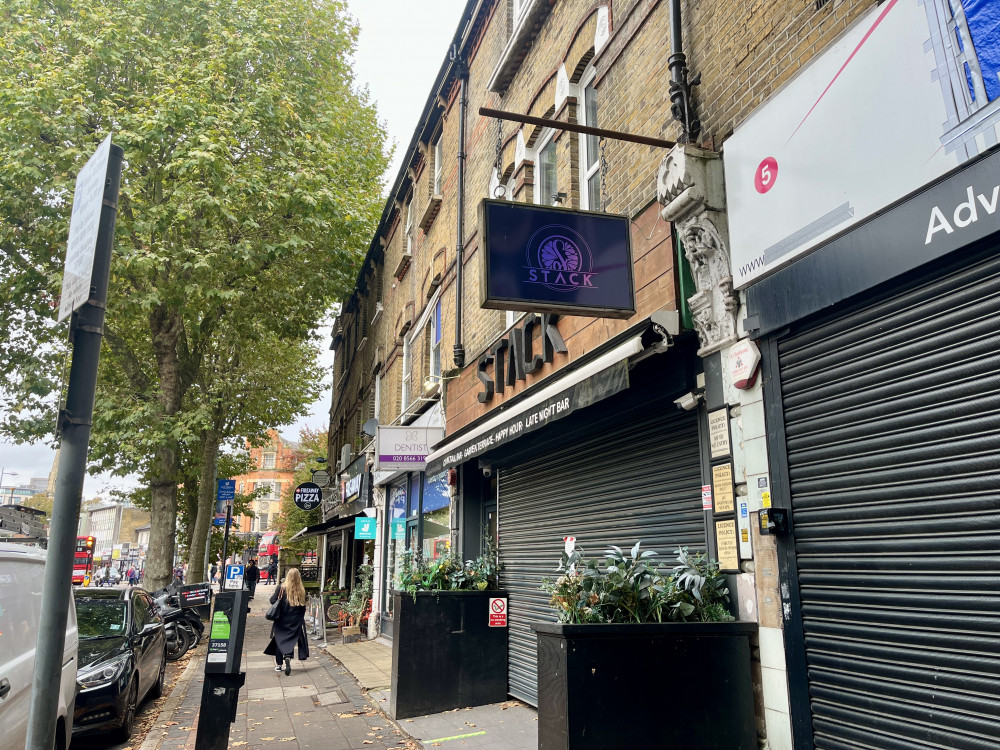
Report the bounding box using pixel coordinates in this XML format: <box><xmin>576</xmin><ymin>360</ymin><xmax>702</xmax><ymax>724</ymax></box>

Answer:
<box><xmin>0</xmin><ymin>0</ymin><xmax>468</xmax><ymax>499</ymax></box>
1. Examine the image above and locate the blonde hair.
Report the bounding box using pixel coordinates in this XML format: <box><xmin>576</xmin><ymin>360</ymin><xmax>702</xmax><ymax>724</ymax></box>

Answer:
<box><xmin>283</xmin><ymin>568</ymin><xmax>306</xmax><ymax>607</ymax></box>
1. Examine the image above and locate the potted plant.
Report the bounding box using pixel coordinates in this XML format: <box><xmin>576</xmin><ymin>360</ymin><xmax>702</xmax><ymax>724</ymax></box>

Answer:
<box><xmin>536</xmin><ymin>541</ymin><xmax>757</xmax><ymax>749</ymax></box>
<box><xmin>341</xmin><ymin>564</ymin><xmax>373</xmax><ymax>643</ymax></box>
<box><xmin>388</xmin><ymin>536</ymin><xmax>508</xmax><ymax>720</ymax></box>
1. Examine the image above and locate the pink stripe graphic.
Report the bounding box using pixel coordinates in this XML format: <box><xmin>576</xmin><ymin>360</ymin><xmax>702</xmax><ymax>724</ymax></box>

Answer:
<box><xmin>787</xmin><ymin>0</ymin><xmax>901</xmax><ymax>144</ymax></box>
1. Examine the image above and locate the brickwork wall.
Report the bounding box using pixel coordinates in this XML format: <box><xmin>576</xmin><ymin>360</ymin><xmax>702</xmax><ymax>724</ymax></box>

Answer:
<box><xmin>327</xmin><ymin>0</ymin><xmax>868</xmax><ymax>441</ymax></box>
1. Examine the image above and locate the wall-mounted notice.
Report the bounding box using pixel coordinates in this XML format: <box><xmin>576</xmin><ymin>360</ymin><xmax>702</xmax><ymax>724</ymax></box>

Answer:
<box><xmin>712</xmin><ymin>463</ymin><xmax>734</xmax><ymax>514</ymax></box>
<box><xmin>708</xmin><ymin>409</ymin><xmax>731</xmax><ymax>459</ymax></box>
<box><xmin>715</xmin><ymin>519</ymin><xmax>740</xmax><ymax>572</ymax></box>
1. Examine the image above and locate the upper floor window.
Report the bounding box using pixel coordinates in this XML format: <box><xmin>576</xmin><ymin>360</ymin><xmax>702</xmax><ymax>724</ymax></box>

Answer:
<box><xmin>262</xmin><ymin>451</ymin><xmax>276</xmax><ymax>470</ymax></box>
<box><xmin>535</xmin><ymin>130</ymin><xmax>558</xmax><ymax>206</ymax></box>
<box><xmin>405</xmin><ymin>201</ymin><xmax>414</xmax><ymax>255</ymax></box>
<box><xmin>580</xmin><ymin>70</ymin><xmax>601</xmax><ymax>210</ymax></box>
<box><xmin>401</xmin><ymin>337</ymin><xmax>412</xmax><ymax>412</ymax></box>
<box><xmin>433</xmin><ymin>137</ymin><xmax>443</xmax><ymax>195</ymax></box>
<box><xmin>512</xmin><ymin>0</ymin><xmax>529</xmax><ymax>25</ymax></box>
<box><xmin>430</xmin><ymin>299</ymin><xmax>442</xmax><ymax>380</ymax></box>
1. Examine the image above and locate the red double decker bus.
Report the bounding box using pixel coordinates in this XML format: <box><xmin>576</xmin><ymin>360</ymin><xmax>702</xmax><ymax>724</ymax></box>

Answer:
<box><xmin>73</xmin><ymin>536</ymin><xmax>95</xmax><ymax>584</ymax></box>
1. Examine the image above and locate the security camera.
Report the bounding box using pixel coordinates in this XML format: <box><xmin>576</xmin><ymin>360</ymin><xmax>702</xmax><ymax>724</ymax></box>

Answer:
<box><xmin>673</xmin><ymin>390</ymin><xmax>703</xmax><ymax>411</ymax></box>
<box><xmin>482</xmin><ymin>466</ymin><xmax>492</xmax><ymax>478</ymax></box>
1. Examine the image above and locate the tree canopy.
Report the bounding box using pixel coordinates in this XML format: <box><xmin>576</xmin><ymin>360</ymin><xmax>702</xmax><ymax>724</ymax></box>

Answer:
<box><xmin>0</xmin><ymin>0</ymin><xmax>387</xmax><ymax>588</ymax></box>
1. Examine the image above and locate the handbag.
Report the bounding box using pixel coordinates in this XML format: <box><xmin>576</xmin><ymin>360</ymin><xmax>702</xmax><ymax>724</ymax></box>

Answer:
<box><xmin>265</xmin><ymin>589</ymin><xmax>284</xmax><ymax>621</ymax></box>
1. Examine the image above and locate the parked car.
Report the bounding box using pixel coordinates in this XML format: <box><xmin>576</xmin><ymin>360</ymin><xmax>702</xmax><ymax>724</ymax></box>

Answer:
<box><xmin>0</xmin><ymin>543</ymin><xmax>78</xmax><ymax>750</ymax></box>
<box><xmin>73</xmin><ymin>587</ymin><xmax>166</xmax><ymax>742</ymax></box>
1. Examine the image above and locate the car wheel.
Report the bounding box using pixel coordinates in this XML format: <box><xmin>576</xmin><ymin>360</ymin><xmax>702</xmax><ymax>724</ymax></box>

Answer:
<box><xmin>114</xmin><ymin>681</ymin><xmax>138</xmax><ymax>743</ymax></box>
<box><xmin>149</xmin><ymin>654</ymin><xmax>166</xmax><ymax>699</ymax></box>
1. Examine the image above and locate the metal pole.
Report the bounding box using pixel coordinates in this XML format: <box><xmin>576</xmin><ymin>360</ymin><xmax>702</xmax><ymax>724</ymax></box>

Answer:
<box><xmin>453</xmin><ymin>49</ymin><xmax>468</xmax><ymax>370</ymax></box>
<box><xmin>26</xmin><ymin>143</ymin><xmax>123</xmax><ymax>750</ymax></box>
<box><xmin>221</xmin><ymin>500</ymin><xmax>233</xmax><ymax>567</ymax></box>
<box><xmin>478</xmin><ymin>107</ymin><xmax>677</xmax><ymax>150</ymax></box>
<box><xmin>204</xmin><ymin>462</ymin><xmax>218</xmax><ymax>581</ymax></box>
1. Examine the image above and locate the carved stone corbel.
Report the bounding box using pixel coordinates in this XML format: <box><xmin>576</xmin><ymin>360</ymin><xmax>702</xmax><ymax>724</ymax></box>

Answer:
<box><xmin>657</xmin><ymin>145</ymin><xmax>738</xmax><ymax>357</ymax></box>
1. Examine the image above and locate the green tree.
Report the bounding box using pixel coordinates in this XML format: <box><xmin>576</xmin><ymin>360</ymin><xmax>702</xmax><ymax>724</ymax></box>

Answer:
<box><xmin>273</xmin><ymin>425</ymin><xmax>328</xmax><ymax>557</ymax></box>
<box><xmin>0</xmin><ymin>0</ymin><xmax>387</xmax><ymax>589</ymax></box>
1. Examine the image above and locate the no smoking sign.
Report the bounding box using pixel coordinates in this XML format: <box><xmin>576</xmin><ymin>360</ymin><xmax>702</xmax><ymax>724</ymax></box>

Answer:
<box><xmin>489</xmin><ymin>597</ymin><xmax>507</xmax><ymax>628</ymax></box>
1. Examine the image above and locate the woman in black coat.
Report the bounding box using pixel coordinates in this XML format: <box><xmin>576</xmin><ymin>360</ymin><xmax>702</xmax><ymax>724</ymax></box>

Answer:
<box><xmin>264</xmin><ymin>567</ymin><xmax>309</xmax><ymax>675</ymax></box>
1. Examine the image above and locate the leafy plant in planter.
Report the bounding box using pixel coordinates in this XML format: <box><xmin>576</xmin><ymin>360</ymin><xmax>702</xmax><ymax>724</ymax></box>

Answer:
<box><xmin>536</xmin><ymin>541</ymin><xmax>754</xmax><ymax>749</ymax></box>
<box><xmin>343</xmin><ymin>563</ymin><xmax>373</xmax><ymax>626</ymax></box>
<box><xmin>543</xmin><ymin>541</ymin><xmax>733</xmax><ymax>624</ymax></box>
<box><xmin>397</xmin><ymin>532</ymin><xmax>503</xmax><ymax>597</ymax></box>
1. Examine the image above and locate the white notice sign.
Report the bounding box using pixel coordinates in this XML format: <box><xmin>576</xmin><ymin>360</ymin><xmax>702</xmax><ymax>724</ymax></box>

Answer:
<box><xmin>58</xmin><ymin>134</ymin><xmax>112</xmax><ymax>321</ymax></box>
<box><xmin>708</xmin><ymin>409</ymin><xmax>731</xmax><ymax>459</ymax></box>
<box><xmin>224</xmin><ymin>564</ymin><xmax>245</xmax><ymax>591</ymax></box>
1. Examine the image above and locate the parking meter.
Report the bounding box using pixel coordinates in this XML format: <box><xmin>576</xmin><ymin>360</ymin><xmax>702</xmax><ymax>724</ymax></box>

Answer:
<box><xmin>195</xmin><ymin>590</ymin><xmax>249</xmax><ymax>750</ymax></box>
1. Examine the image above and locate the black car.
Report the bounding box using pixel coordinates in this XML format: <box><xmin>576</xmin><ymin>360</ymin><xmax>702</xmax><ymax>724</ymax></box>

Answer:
<box><xmin>73</xmin><ymin>587</ymin><xmax>167</xmax><ymax>741</ymax></box>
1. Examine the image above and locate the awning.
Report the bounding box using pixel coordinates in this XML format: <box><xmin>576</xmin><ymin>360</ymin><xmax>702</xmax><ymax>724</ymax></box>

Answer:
<box><xmin>424</xmin><ymin>334</ymin><xmax>643</xmax><ymax>475</ymax></box>
<box><xmin>289</xmin><ymin>516</ymin><xmax>355</xmax><ymax>542</ymax></box>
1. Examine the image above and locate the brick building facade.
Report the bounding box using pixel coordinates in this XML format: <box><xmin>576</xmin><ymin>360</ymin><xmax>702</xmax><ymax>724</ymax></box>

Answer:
<box><xmin>327</xmin><ymin>1</ymin><xmax>1000</xmax><ymax>747</ymax></box>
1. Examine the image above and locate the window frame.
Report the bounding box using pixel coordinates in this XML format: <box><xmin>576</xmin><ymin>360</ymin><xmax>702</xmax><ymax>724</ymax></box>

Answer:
<box><xmin>533</xmin><ymin>129</ymin><xmax>558</xmax><ymax>206</ymax></box>
<box><xmin>433</xmin><ymin>137</ymin><xmax>444</xmax><ymax>195</ymax></box>
<box><xmin>579</xmin><ymin>67</ymin><xmax>601</xmax><ymax>210</ymax></box>
<box><xmin>405</xmin><ymin>200</ymin><xmax>414</xmax><ymax>256</ymax></box>
<box><xmin>401</xmin><ymin>336</ymin><xmax>411</xmax><ymax>412</ymax></box>
<box><xmin>430</xmin><ymin>299</ymin><xmax>442</xmax><ymax>380</ymax></box>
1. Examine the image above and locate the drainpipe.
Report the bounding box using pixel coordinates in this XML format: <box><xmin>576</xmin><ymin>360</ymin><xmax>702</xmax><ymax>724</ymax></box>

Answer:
<box><xmin>452</xmin><ymin>44</ymin><xmax>468</xmax><ymax>369</ymax></box>
<box><xmin>668</xmin><ymin>0</ymin><xmax>701</xmax><ymax>144</ymax></box>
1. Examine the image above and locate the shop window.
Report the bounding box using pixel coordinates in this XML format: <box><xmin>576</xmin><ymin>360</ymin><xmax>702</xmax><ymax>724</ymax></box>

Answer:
<box><xmin>579</xmin><ymin>69</ymin><xmax>601</xmax><ymax>210</ymax></box>
<box><xmin>421</xmin><ymin>472</ymin><xmax>450</xmax><ymax>562</ymax></box>
<box><xmin>385</xmin><ymin>481</ymin><xmax>408</xmax><ymax>617</ymax></box>
<box><xmin>535</xmin><ymin>130</ymin><xmax>558</xmax><ymax>206</ymax></box>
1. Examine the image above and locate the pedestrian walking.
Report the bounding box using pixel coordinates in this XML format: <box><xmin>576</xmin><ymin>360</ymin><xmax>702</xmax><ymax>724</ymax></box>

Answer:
<box><xmin>210</xmin><ymin>562</ymin><xmax>218</xmax><ymax>584</ymax></box>
<box><xmin>268</xmin><ymin>558</ymin><xmax>278</xmax><ymax>584</ymax></box>
<box><xmin>245</xmin><ymin>559</ymin><xmax>260</xmax><ymax>600</ymax></box>
<box><xmin>264</xmin><ymin>567</ymin><xmax>309</xmax><ymax>675</ymax></box>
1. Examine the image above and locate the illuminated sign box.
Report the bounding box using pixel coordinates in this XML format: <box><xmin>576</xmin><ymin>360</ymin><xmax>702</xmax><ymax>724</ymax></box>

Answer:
<box><xmin>479</xmin><ymin>199</ymin><xmax>635</xmax><ymax>319</ymax></box>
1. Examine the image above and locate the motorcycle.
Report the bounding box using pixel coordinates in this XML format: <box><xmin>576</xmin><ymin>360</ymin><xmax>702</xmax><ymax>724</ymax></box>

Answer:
<box><xmin>153</xmin><ymin>583</ymin><xmax>206</xmax><ymax>661</ymax></box>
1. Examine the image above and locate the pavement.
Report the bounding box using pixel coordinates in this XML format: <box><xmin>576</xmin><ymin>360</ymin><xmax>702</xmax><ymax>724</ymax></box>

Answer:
<box><xmin>141</xmin><ymin>587</ymin><xmax>538</xmax><ymax>750</ymax></box>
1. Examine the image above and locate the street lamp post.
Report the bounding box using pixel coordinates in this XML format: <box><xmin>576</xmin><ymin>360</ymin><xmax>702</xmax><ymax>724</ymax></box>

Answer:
<box><xmin>0</xmin><ymin>468</ymin><xmax>18</xmax><ymax>505</ymax></box>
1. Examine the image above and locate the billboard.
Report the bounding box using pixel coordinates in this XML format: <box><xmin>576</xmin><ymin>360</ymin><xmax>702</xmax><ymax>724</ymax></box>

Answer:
<box><xmin>479</xmin><ymin>199</ymin><xmax>635</xmax><ymax>319</ymax></box>
<box><xmin>724</xmin><ymin>0</ymin><xmax>1000</xmax><ymax>288</ymax></box>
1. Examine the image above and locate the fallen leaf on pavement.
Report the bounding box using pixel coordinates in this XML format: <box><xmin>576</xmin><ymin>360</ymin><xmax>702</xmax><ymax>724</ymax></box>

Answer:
<box><xmin>231</xmin><ymin>743</ymin><xmax>247</xmax><ymax>747</ymax></box>
<box><xmin>163</xmin><ymin>722</ymin><xmax>179</xmax><ymax>727</ymax></box>
<box><xmin>261</xmin><ymin>738</ymin><xmax>275</xmax><ymax>741</ymax></box>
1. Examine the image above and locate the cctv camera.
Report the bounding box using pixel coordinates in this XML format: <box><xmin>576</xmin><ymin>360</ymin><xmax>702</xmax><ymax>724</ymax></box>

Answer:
<box><xmin>482</xmin><ymin>466</ymin><xmax>492</xmax><ymax>478</ymax></box>
<box><xmin>673</xmin><ymin>391</ymin><xmax>703</xmax><ymax>411</ymax></box>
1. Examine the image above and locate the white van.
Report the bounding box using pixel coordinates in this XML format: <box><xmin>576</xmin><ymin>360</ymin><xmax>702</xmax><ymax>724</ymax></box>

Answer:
<box><xmin>0</xmin><ymin>543</ymin><xmax>78</xmax><ymax>750</ymax></box>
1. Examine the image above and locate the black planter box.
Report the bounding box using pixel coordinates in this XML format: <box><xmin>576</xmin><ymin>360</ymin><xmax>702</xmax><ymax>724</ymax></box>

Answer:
<box><xmin>534</xmin><ymin>621</ymin><xmax>758</xmax><ymax>750</ymax></box>
<box><xmin>389</xmin><ymin>590</ymin><xmax>509</xmax><ymax>720</ymax></box>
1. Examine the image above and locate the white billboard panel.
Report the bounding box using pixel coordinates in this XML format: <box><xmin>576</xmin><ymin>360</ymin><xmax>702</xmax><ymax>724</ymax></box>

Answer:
<box><xmin>725</xmin><ymin>0</ymin><xmax>1000</xmax><ymax>288</ymax></box>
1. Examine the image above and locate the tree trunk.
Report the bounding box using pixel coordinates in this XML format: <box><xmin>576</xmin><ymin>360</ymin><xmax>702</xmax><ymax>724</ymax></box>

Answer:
<box><xmin>187</xmin><ymin>429</ymin><xmax>220</xmax><ymax>584</ymax></box>
<box><xmin>145</xmin><ymin>308</ymin><xmax>183</xmax><ymax>591</ymax></box>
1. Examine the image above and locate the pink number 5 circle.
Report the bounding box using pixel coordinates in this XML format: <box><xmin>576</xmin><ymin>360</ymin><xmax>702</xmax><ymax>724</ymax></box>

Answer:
<box><xmin>754</xmin><ymin>157</ymin><xmax>778</xmax><ymax>194</ymax></box>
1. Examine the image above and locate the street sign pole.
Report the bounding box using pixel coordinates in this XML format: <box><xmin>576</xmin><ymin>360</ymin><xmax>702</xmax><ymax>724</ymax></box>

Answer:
<box><xmin>221</xmin><ymin>500</ymin><xmax>233</xmax><ymax>566</ymax></box>
<box><xmin>27</xmin><ymin>140</ymin><xmax>123</xmax><ymax>750</ymax></box>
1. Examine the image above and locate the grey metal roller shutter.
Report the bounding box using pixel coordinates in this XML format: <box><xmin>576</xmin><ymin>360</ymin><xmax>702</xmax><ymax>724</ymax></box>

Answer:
<box><xmin>498</xmin><ymin>401</ymin><xmax>704</xmax><ymax>706</ymax></box>
<box><xmin>777</xmin><ymin>248</ymin><xmax>1000</xmax><ymax>749</ymax></box>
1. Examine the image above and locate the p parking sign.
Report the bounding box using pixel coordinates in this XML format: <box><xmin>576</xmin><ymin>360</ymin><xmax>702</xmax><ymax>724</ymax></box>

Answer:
<box><xmin>224</xmin><ymin>564</ymin><xmax>244</xmax><ymax>591</ymax></box>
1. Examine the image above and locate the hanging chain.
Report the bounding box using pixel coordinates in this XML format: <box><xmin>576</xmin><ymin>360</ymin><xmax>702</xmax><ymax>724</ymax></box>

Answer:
<box><xmin>493</xmin><ymin>118</ymin><xmax>506</xmax><ymax>198</ymax></box>
<box><xmin>599</xmin><ymin>137</ymin><xmax>609</xmax><ymax>212</ymax></box>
